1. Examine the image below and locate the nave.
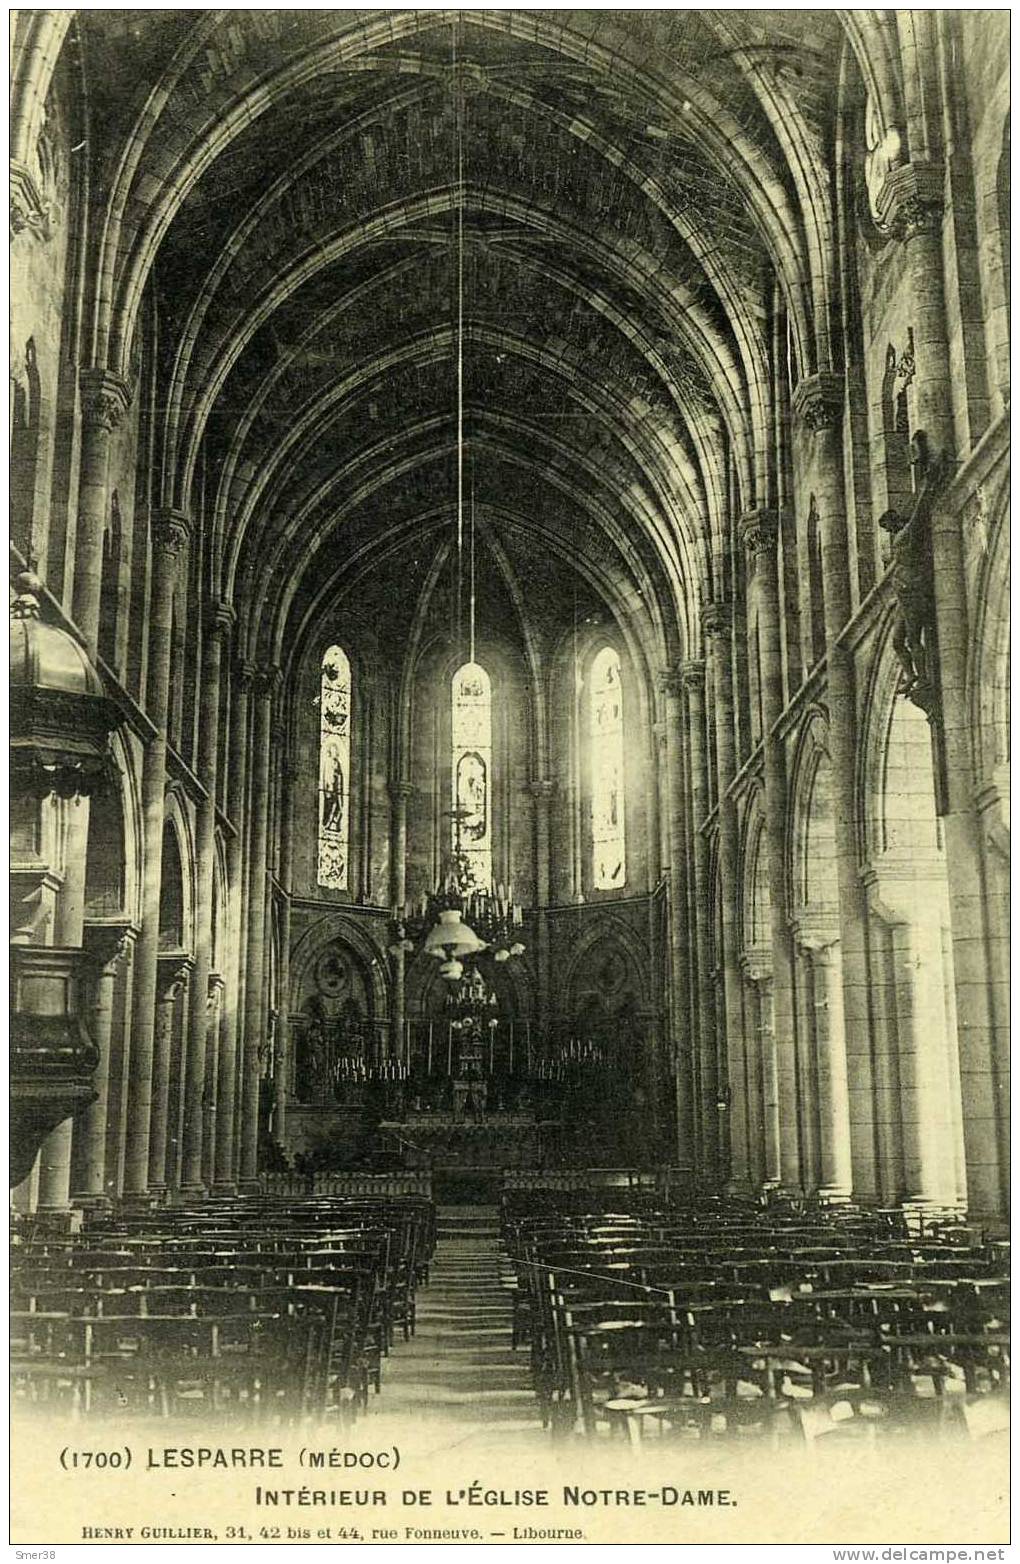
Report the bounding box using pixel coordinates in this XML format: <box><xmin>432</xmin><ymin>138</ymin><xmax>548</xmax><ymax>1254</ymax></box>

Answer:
<box><xmin>11</xmin><ymin>1180</ymin><xmax>1010</xmax><ymax>1453</ymax></box>
<box><xmin>8</xmin><ymin>15</ymin><xmax>1011</xmax><ymax>1540</ymax></box>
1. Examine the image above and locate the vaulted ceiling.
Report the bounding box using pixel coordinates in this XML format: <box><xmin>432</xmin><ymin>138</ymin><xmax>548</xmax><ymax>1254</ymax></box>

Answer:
<box><xmin>73</xmin><ymin>9</ymin><xmax>871</xmax><ymax>679</ymax></box>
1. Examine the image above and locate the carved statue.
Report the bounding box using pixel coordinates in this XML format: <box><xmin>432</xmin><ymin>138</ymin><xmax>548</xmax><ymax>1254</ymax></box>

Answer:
<box><xmin>877</xmin><ymin>431</ymin><xmax>950</xmax><ymax>712</ymax></box>
<box><xmin>298</xmin><ymin>993</ymin><xmax>331</xmax><ymax>1102</ymax></box>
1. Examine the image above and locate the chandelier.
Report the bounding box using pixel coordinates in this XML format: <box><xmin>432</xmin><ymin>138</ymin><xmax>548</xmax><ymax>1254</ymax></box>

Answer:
<box><xmin>387</xmin><ymin>22</ymin><xmax>526</xmax><ymax>986</ymax></box>
<box><xmin>390</xmin><ymin>830</ymin><xmax>525</xmax><ymax>981</ymax></box>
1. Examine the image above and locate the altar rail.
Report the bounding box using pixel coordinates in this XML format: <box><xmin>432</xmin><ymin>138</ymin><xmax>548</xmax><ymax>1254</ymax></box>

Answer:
<box><xmin>260</xmin><ymin>1171</ymin><xmax>433</xmax><ymax>1199</ymax></box>
<box><xmin>501</xmin><ymin>1167</ymin><xmax>684</xmax><ymax>1194</ymax></box>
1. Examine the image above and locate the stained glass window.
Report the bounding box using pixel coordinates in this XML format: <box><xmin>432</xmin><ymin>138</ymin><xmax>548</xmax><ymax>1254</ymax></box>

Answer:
<box><xmin>317</xmin><ymin>645</ymin><xmax>351</xmax><ymax>890</ymax></box>
<box><xmin>452</xmin><ymin>661</ymin><xmax>492</xmax><ymax>890</ymax></box>
<box><xmin>590</xmin><ymin>646</ymin><xmax>626</xmax><ymax>890</ymax></box>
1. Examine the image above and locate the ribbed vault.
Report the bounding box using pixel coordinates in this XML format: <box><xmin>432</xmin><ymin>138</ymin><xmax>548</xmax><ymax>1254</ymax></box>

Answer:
<box><xmin>61</xmin><ymin>8</ymin><xmax>869</xmax><ymax>668</ymax></box>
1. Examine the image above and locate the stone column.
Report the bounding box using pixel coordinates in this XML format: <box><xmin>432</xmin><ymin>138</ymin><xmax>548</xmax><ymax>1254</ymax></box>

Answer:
<box><xmin>865</xmin><ymin>869</ymin><xmax>962</xmax><ymax>1214</ymax></box>
<box><xmin>528</xmin><ymin>779</ymin><xmax>555</xmax><ymax>1025</ymax></box>
<box><xmin>680</xmin><ymin>659</ymin><xmax>719</xmax><ymax>1182</ymax></box>
<box><xmin>791</xmin><ymin>944</ymin><xmax>821</xmax><ymax>1191</ymax></box>
<box><xmin>652</xmin><ymin>721</ymin><xmax>671</xmax><ymax>880</ymax></box>
<box><xmin>657</xmin><ymin>671</ymin><xmax>695</xmax><ymax>1181</ymax></box>
<box><xmin>214</xmin><ymin>660</ymin><xmax>251</xmax><ymax>1191</ymax></box>
<box><xmin>238</xmin><ymin>666</ymin><xmax>276</xmax><ymax>1188</ymax></box>
<box><xmin>740</xmin><ymin>509</ymin><xmax>800</xmax><ymax>1189</ymax></box>
<box><xmin>36</xmin><ymin>799</ymin><xmax>90</xmax><ymax>1211</ymax></box>
<box><xmin>389</xmin><ymin>780</ymin><xmax>413</xmax><ymax>1059</ymax></box>
<box><xmin>273</xmin><ymin>759</ymin><xmax>297</xmax><ymax>1141</ymax></box>
<box><xmin>147</xmin><ymin>955</ymin><xmax>192</xmax><ymax>1194</ymax></box>
<box><xmin>202</xmin><ymin>976</ymin><xmax>224</xmax><ymax>1186</ymax></box>
<box><xmin>37</xmin><ymin>1121</ymin><xmax>74</xmax><ymax>1212</ymax></box>
<box><xmin>72</xmin><ymin>921</ymin><xmax>136</xmax><ymax>1203</ymax></box>
<box><xmin>72</xmin><ymin>369</ymin><xmax>131</xmax><ymax>651</ymax></box>
<box><xmin>742</xmin><ymin>953</ymin><xmax>781</xmax><ymax>1187</ymax></box>
<box><xmin>712</xmin><ymin>971</ymin><xmax>730</xmax><ymax>1178</ymax></box>
<box><xmin>880</xmin><ymin>166</ymin><xmax>1006</xmax><ymax>1217</ymax></box>
<box><xmin>704</xmin><ymin>602</ymin><xmax>750</xmax><ymax>1192</ymax></box>
<box><xmin>122</xmin><ymin>509</ymin><xmax>191</xmax><ymax>1199</ymax></box>
<box><xmin>799</xmin><ymin>932</ymin><xmax>853</xmax><ymax>1201</ymax></box>
<box><xmin>792</xmin><ymin>372</ymin><xmax>877</xmax><ymax>1201</ymax></box>
<box><xmin>180</xmin><ymin>599</ymin><xmax>232</xmax><ymax>1193</ymax></box>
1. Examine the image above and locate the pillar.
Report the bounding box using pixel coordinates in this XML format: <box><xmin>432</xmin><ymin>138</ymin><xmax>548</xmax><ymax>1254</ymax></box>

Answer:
<box><xmin>389</xmin><ymin>780</ymin><xmax>412</xmax><ymax>1060</ymax></box>
<box><xmin>680</xmin><ymin>659</ymin><xmax>719</xmax><ymax>1182</ymax></box>
<box><xmin>214</xmin><ymin>659</ymin><xmax>251</xmax><ymax>1191</ymax></box>
<box><xmin>740</xmin><ymin>508</ymin><xmax>800</xmax><ymax>1189</ymax></box>
<box><xmin>657</xmin><ymin>671</ymin><xmax>695</xmax><ymax>1181</ymax></box>
<box><xmin>742</xmin><ymin>956</ymin><xmax>780</xmax><ymax>1187</ymax></box>
<box><xmin>273</xmin><ymin>761</ymin><xmax>297</xmax><ymax>1142</ymax></box>
<box><xmin>148</xmin><ymin>956</ymin><xmax>192</xmax><ymax>1193</ymax></box>
<box><xmin>800</xmin><ymin>934</ymin><xmax>853</xmax><ymax>1201</ymax></box>
<box><xmin>37</xmin><ymin>798</ymin><xmax>91</xmax><ymax>1211</ymax></box>
<box><xmin>865</xmin><ymin>869</ymin><xmax>963</xmax><ymax>1214</ymax></box>
<box><xmin>72</xmin><ymin>922</ymin><xmax>136</xmax><ymax>1203</ymax></box>
<box><xmin>72</xmin><ymin>369</ymin><xmax>131</xmax><ymax>651</ymax></box>
<box><xmin>881</xmin><ymin>166</ymin><xmax>1007</xmax><ymax>1217</ymax></box>
<box><xmin>792</xmin><ymin>372</ymin><xmax>878</xmax><ymax>1201</ymax></box>
<box><xmin>528</xmin><ymin>779</ymin><xmax>555</xmax><ymax>1025</ymax></box>
<box><xmin>122</xmin><ymin>508</ymin><xmax>191</xmax><ymax>1198</ymax></box>
<box><xmin>179</xmin><ymin>599</ymin><xmax>232</xmax><ymax>1192</ymax></box>
<box><xmin>202</xmin><ymin>976</ymin><xmax>224</xmax><ymax>1186</ymax></box>
<box><xmin>704</xmin><ymin>603</ymin><xmax>750</xmax><ymax>1192</ymax></box>
<box><xmin>238</xmin><ymin>666</ymin><xmax>275</xmax><ymax>1188</ymax></box>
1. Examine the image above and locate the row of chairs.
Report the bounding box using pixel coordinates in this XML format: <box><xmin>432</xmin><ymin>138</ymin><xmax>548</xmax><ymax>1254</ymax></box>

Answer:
<box><xmin>502</xmin><ymin>1193</ymin><xmax>1009</xmax><ymax>1448</ymax></box>
<box><xmin>11</xmin><ymin>1194</ymin><xmax>436</xmax><ymax>1424</ymax></box>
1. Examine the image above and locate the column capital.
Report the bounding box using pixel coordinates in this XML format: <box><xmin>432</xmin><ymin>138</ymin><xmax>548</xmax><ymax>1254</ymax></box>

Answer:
<box><xmin>207</xmin><ymin>972</ymin><xmax>226</xmax><ymax>1016</ymax></box>
<box><xmin>702</xmin><ymin>601</ymin><xmax>731</xmax><ymax>640</ymax></box>
<box><xmin>739</xmin><ymin>506</ymin><xmax>780</xmax><ymax>557</ymax></box>
<box><xmin>656</xmin><ymin>665</ymin><xmax>684</xmax><ymax>699</ymax></box>
<box><xmin>789</xmin><ymin>916</ymin><xmax>840</xmax><ymax>956</ymax></box>
<box><xmin>389</xmin><ymin>780</ymin><xmax>414</xmax><ymax>804</ymax></box>
<box><xmin>859</xmin><ymin>860</ymin><xmax>948</xmax><ymax>928</ymax></box>
<box><xmin>205</xmin><ymin>598</ymin><xmax>236</xmax><ymax>640</ymax></box>
<box><xmin>236</xmin><ymin>658</ymin><xmax>258</xmax><ymax>690</ymax></box>
<box><xmin>874</xmin><ymin>160</ymin><xmax>944</xmax><ymax>239</ymax></box>
<box><xmin>80</xmin><ymin>368</ymin><xmax>132</xmax><ymax>433</ymax></box>
<box><xmin>11</xmin><ymin>158</ymin><xmax>51</xmax><ymax>240</ymax></box>
<box><xmin>83</xmin><ymin>918</ymin><xmax>138</xmax><ymax>975</ymax></box>
<box><xmin>679</xmin><ymin>659</ymin><xmax>706</xmax><ymax>693</ymax></box>
<box><xmin>527</xmin><ymin>778</ymin><xmax>556</xmax><ymax>803</ymax></box>
<box><xmin>253</xmin><ymin>663</ymin><xmax>282</xmax><ymax>696</ymax></box>
<box><xmin>150</xmin><ymin>507</ymin><xmax>192</xmax><ymax>559</ymax></box>
<box><xmin>792</xmin><ymin>372</ymin><xmax>845</xmax><ymax>433</ymax></box>
<box><xmin>740</xmin><ymin>947</ymin><xmax>773</xmax><ymax>985</ymax></box>
<box><xmin>156</xmin><ymin>951</ymin><xmax>193</xmax><ymax>1001</ymax></box>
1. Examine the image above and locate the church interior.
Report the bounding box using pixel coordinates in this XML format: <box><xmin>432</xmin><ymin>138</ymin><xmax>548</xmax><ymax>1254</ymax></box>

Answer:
<box><xmin>10</xmin><ymin>10</ymin><xmax>1010</xmax><ymax>1453</ymax></box>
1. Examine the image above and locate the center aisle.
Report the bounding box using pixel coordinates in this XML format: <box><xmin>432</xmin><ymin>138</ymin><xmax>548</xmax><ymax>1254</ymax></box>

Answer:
<box><xmin>368</xmin><ymin>1206</ymin><xmax>546</xmax><ymax>1451</ymax></box>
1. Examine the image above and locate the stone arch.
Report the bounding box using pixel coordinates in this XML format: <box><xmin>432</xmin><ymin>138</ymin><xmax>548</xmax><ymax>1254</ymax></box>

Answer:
<box><xmin>97</xmin><ymin>490</ymin><xmax>123</xmax><ymax>672</ymax></box>
<box><xmin>857</xmin><ymin>613</ymin><xmax>941</xmax><ymax>868</ymax></box>
<box><xmin>406</xmin><ymin>949</ymin><xmax>532</xmax><ymax>1025</ymax></box>
<box><xmin>739</xmin><ymin>790</ymin><xmax>769</xmax><ymax>953</ymax></box>
<box><xmin>562</xmin><ymin>914</ymin><xmax>651</xmax><ymax>1020</ymax></box>
<box><xmin>788</xmin><ymin>708</ymin><xmax>838</xmax><ymax>926</ymax></box>
<box><xmin>211</xmin><ymin>833</ymin><xmax>229</xmax><ymax>977</ymax></box>
<box><xmin>159</xmin><ymin>792</ymin><xmax>195</xmax><ymax>955</ymax></box>
<box><xmin>968</xmin><ymin>470</ymin><xmax>1010</xmax><ymax>803</ymax></box>
<box><xmin>288</xmin><ymin>913</ymin><xmax>389</xmax><ymax>1019</ymax></box>
<box><xmin>82</xmin><ymin>730</ymin><xmax>142</xmax><ymax>926</ymax></box>
<box><xmin>858</xmin><ymin>617</ymin><xmax>966</xmax><ymax>1210</ymax></box>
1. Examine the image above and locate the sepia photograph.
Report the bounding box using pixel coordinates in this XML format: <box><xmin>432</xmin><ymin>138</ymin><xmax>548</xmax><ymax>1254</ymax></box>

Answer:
<box><xmin>9</xmin><ymin>6</ymin><xmax>1010</xmax><ymax>1551</ymax></box>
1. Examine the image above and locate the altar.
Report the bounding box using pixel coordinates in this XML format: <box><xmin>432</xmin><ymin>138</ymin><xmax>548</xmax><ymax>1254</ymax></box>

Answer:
<box><xmin>380</xmin><ymin>1113</ymin><xmax>564</xmax><ymax>1170</ymax></box>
